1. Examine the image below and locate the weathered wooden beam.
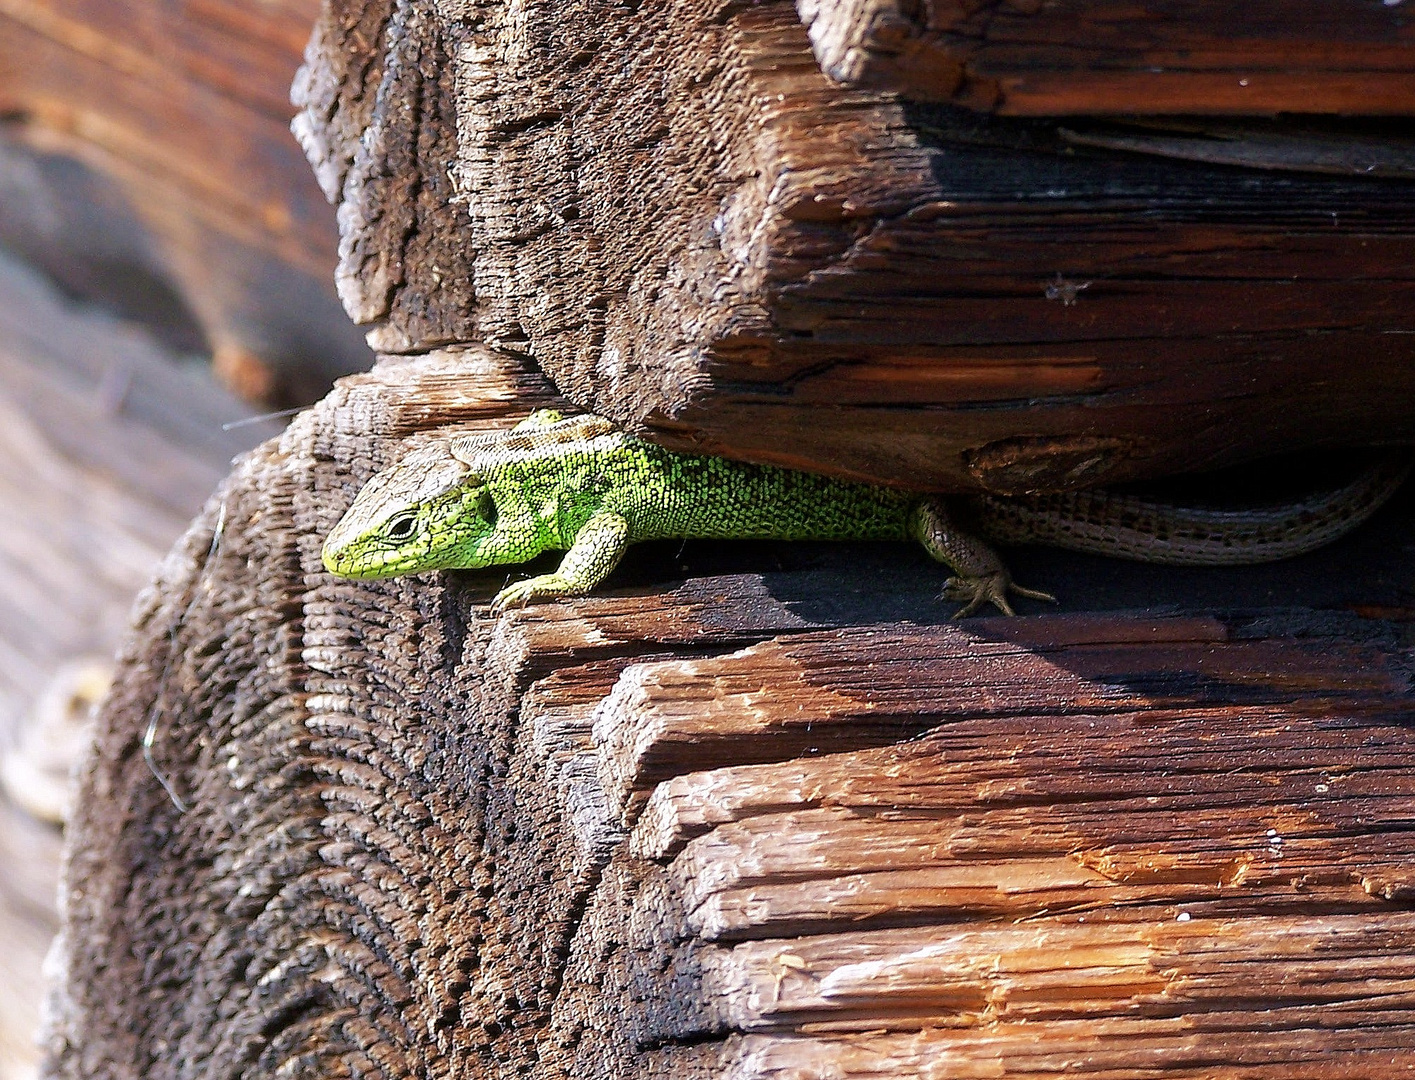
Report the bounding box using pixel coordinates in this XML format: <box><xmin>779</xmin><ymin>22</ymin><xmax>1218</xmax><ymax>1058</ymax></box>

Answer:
<box><xmin>0</xmin><ymin>250</ymin><xmax>282</xmax><ymax>1080</ymax></box>
<box><xmin>555</xmin><ymin>610</ymin><xmax>1415</xmax><ymax>1074</ymax></box>
<box><xmin>296</xmin><ymin>0</ymin><xmax>1415</xmax><ymax>491</ymax></box>
<box><xmin>797</xmin><ymin>0</ymin><xmax>1415</xmax><ymax>115</ymax></box>
<box><xmin>44</xmin><ymin>357</ymin><xmax>1415</xmax><ymax>1078</ymax></box>
<box><xmin>595</xmin><ymin>615</ymin><xmax>1407</xmax><ymax>820</ymax></box>
<box><xmin>0</xmin><ymin>0</ymin><xmax>370</xmax><ymax>401</ymax></box>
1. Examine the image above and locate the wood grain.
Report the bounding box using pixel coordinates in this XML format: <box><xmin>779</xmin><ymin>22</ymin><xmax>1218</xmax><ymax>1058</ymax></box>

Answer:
<box><xmin>798</xmin><ymin>0</ymin><xmax>1415</xmax><ymax>115</ymax></box>
<box><xmin>296</xmin><ymin>0</ymin><xmax>1415</xmax><ymax>490</ymax></box>
<box><xmin>44</xmin><ymin>356</ymin><xmax>1415</xmax><ymax>1078</ymax></box>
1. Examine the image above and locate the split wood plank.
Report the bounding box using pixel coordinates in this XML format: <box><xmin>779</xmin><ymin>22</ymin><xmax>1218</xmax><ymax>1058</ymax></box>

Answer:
<box><xmin>45</xmin><ymin>355</ymin><xmax>1415</xmax><ymax>1079</ymax></box>
<box><xmin>594</xmin><ymin>615</ymin><xmax>1408</xmax><ymax>822</ymax></box>
<box><xmin>701</xmin><ymin>1027</ymin><xmax>1415</xmax><ymax>1080</ymax></box>
<box><xmin>702</xmin><ymin>914</ymin><xmax>1415</xmax><ymax>1031</ymax></box>
<box><xmin>296</xmin><ymin>0</ymin><xmax>1415</xmax><ymax>490</ymax></box>
<box><xmin>798</xmin><ymin>0</ymin><xmax>1415</xmax><ymax>115</ymax></box>
<box><xmin>554</xmin><ymin>611</ymin><xmax>1415</xmax><ymax>1075</ymax></box>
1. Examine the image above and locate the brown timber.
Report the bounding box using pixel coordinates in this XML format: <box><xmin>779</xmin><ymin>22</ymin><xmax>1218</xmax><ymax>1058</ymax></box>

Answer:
<box><xmin>798</xmin><ymin>0</ymin><xmax>1415</xmax><ymax>115</ymax></box>
<box><xmin>44</xmin><ymin>358</ymin><xmax>1415</xmax><ymax>1078</ymax></box>
<box><xmin>294</xmin><ymin>0</ymin><xmax>1415</xmax><ymax>491</ymax></box>
<box><xmin>38</xmin><ymin>2</ymin><xmax>1415</xmax><ymax>1076</ymax></box>
<box><xmin>0</xmin><ymin>0</ymin><xmax>371</xmax><ymax>401</ymax></box>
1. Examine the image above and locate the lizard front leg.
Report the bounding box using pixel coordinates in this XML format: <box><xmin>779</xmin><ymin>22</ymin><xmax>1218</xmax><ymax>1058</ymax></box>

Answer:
<box><xmin>490</xmin><ymin>510</ymin><xmax>631</xmax><ymax>614</ymax></box>
<box><xmin>910</xmin><ymin>498</ymin><xmax>1055</xmax><ymax>617</ymax></box>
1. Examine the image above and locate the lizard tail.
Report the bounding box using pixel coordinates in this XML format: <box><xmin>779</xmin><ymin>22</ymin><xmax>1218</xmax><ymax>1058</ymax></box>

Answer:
<box><xmin>966</xmin><ymin>452</ymin><xmax>1413</xmax><ymax>566</ymax></box>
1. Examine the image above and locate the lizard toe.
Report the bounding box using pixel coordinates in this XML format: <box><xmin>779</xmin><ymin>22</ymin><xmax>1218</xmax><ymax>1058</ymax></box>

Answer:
<box><xmin>942</xmin><ymin>572</ymin><xmax>1053</xmax><ymax>617</ymax></box>
<box><xmin>490</xmin><ymin>581</ymin><xmax>536</xmax><ymax>614</ymax></box>
<box><xmin>491</xmin><ymin>573</ymin><xmax>579</xmax><ymax>614</ymax></box>
<box><xmin>942</xmin><ymin>573</ymin><xmax>1011</xmax><ymax>617</ymax></box>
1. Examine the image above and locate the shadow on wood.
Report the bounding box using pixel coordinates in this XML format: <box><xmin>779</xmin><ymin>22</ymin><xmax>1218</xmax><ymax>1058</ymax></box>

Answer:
<box><xmin>44</xmin><ymin>357</ymin><xmax>1415</xmax><ymax>1078</ymax></box>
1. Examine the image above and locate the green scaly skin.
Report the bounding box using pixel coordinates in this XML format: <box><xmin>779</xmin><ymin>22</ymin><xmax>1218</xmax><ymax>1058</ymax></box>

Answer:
<box><xmin>321</xmin><ymin>410</ymin><xmax>1052</xmax><ymax>616</ymax></box>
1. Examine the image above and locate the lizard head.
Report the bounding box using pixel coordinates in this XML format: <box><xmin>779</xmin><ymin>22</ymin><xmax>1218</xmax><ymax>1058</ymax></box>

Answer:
<box><xmin>322</xmin><ymin>443</ymin><xmax>501</xmax><ymax>579</ymax></box>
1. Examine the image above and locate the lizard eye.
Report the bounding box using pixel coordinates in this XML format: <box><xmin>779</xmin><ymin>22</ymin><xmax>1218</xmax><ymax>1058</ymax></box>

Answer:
<box><xmin>386</xmin><ymin>513</ymin><xmax>417</xmax><ymax>541</ymax></box>
<box><xmin>478</xmin><ymin>489</ymin><xmax>498</xmax><ymax>526</ymax></box>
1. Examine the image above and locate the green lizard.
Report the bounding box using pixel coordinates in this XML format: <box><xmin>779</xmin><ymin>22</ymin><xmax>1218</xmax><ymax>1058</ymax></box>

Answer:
<box><xmin>321</xmin><ymin>410</ymin><xmax>1411</xmax><ymax>616</ymax></box>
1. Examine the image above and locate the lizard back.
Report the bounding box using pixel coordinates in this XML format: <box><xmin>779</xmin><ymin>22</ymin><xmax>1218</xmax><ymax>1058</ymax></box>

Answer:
<box><xmin>450</xmin><ymin>418</ymin><xmax>914</xmax><ymax>547</ymax></box>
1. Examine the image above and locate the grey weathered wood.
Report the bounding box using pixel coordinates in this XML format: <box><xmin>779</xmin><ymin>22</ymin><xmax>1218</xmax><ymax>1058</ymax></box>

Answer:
<box><xmin>0</xmin><ymin>249</ymin><xmax>280</xmax><ymax>1080</ymax></box>
<box><xmin>0</xmin><ymin>250</ymin><xmax>280</xmax><ymax>747</ymax></box>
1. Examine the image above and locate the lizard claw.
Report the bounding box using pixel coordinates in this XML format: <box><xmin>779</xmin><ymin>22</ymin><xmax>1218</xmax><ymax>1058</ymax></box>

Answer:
<box><xmin>490</xmin><ymin>574</ymin><xmax>577</xmax><ymax>615</ymax></box>
<box><xmin>942</xmin><ymin>572</ymin><xmax>1056</xmax><ymax>618</ymax></box>
<box><xmin>489</xmin><ymin>579</ymin><xmax>540</xmax><ymax>615</ymax></box>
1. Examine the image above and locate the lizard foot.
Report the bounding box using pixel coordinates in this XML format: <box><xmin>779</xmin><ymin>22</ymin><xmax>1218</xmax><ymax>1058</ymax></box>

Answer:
<box><xmin>942</xmin><ymin>572</ymin><xmax>1056</xmax><ymax>618</ymax></box>
<box><xmin>490</xmin><ymin>574</ymin><xmax>579</xmax><ymax>615</ymax></box>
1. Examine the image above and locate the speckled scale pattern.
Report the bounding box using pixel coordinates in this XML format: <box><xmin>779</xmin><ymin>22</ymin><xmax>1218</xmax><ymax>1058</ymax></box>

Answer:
<box><xmin>971</xmin><ymin>453</ymin><xmax>1412</xmax><ymax>566</ymax></box>
<box><xmin>450</xmin><ymin>414</ymin><xmax>916</xmax><ymax>549</ymax></box>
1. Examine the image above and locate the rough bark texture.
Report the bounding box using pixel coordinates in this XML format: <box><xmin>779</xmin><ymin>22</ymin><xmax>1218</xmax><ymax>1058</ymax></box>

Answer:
<box><xmin>45</xmin><ymin>356</ymin><xmax>1415</xmax><ymax>1079</ymax></box>
<box><xmin>295</xmin><ymin>0</ymin><xmax>1415</xmax><ymax>491</ymax></box>
<box><xmin>797</xmin><ymin>0</ymin><xmax>1415</xmax><ymax>115</ymax></box>
<box><xmin>0</xmin><ymin>0</ymin><xmax>372</xmax><ymax>402</ymax></box>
